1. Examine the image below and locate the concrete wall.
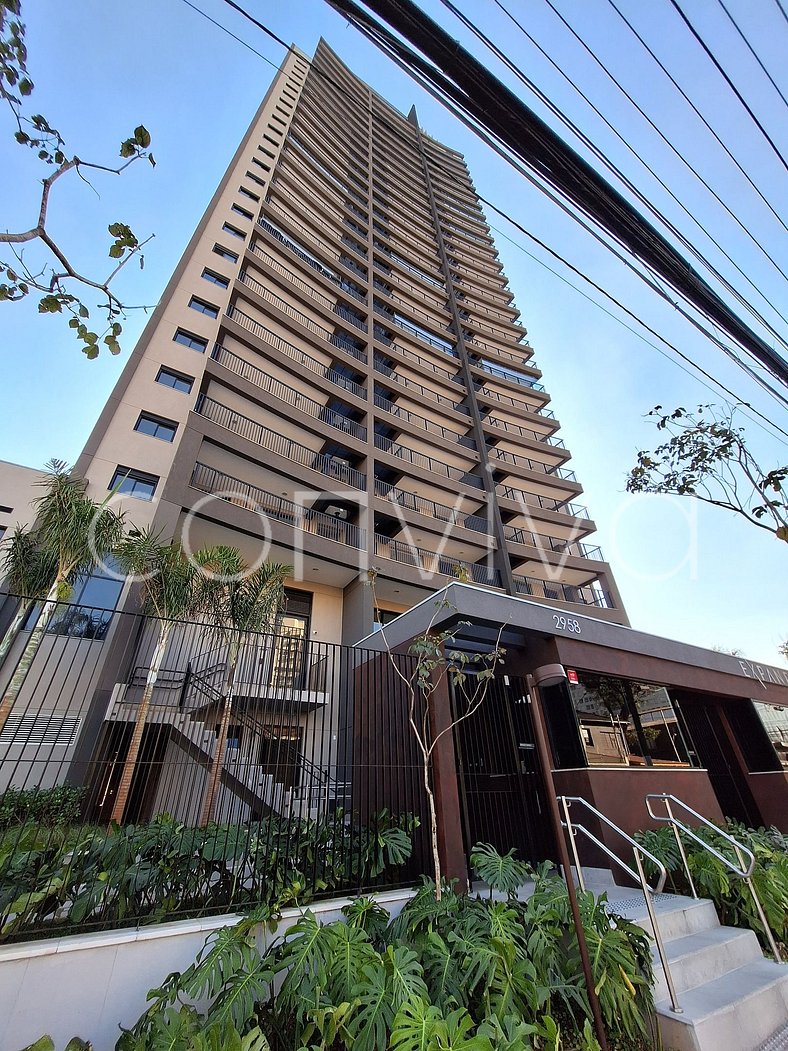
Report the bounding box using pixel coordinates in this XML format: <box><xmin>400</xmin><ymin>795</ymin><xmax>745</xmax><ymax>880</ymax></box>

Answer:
<box><xmin>0</xmin><ymin>461</ymin><xmax>43</xmax><ymax>538</ymax></box>
<box><xmin>0</xmin><ymin>888</ymin><xmax>414</xmax><ymax>1051</ymax></box>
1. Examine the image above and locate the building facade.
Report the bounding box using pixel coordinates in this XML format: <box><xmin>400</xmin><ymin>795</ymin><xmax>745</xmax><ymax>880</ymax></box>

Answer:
<box><xmin>73</xmin><ymin>39</ymin><xmax>625</xmax><ymax>646</ymax></box>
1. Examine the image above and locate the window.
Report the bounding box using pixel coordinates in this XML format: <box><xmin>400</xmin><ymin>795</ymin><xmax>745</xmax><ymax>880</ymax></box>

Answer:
<box><xmin>262</xmin><ymin>133</ymin><xmax>279</xmax><ymax>147</ymax></box>
<box><xmin>251</xmin><ymin>157</ymin><xmax>270</xmax><ymax>172</ymax></box>
<box><xmin>188</xmin><ymin>296</ymin><xmax>219</xmax><ymax>318</ymax></box>
<box><xmin>238</xmin><ymin>185</ymin><xmax>260</xmax><ymax>202</ymax></box>
<box><xmin>201</xmin><ymin>268</ymin><xmax>229</xmax><ymax>289</ymax></box>
<box><xmin>245</xmin><ymin>169</ymin><xmax>266</xmax><ymax>186</ymax></box>
<box><xmin>258</xmin><ymin>145</ymin><xmax>275</xmax><ymax>159</ymax></box>
<box><xmin>156</xmin><ymin>366</ymin><xmax>193</xmax><ymax>394</ymax></box>
<box><xmin>222</xmin><ymin>222</ymin><xmax>245</xmax><ymax>240</ymax></box>
<box><xmin>23</xmin><ymin>560</ymin><xmax>125</xmax><ymax>641</ymax></box>
<box><xmin>0</xmin><ymin>526</ymin><xmax>6</xmax><ymax>540</ymax></box>
<box><xmin>213</xmin><ymin>243</ymin><xmax>238</xmax><ymax>263</ymax></box>
<box><xmin>231</xmin><ymin>203</ymin><xmax>253</xmax><ymax>221</ymax></box>
<box><xmin>753</xmin><ymin>702</ymin><xmax>788</xmax><ymax>770</ymax></box>
<box><xmin>110</xmin><ymin>467</ymin><xmax>158</xmax><ymax>501</ymax></box>
<box><xmin>568</xmin><ymin>671</ymin><xmax>694</xmax><ymax>768</ymax></box>
<box><xmin>173</xmin><ymin>329</ymin><xmax>208</xmax><ymax>352</ymax></box>
<box><xmin>134</xmin><ymin>412</ymin><xmax>178</xmax><ymax>442</ymax></box>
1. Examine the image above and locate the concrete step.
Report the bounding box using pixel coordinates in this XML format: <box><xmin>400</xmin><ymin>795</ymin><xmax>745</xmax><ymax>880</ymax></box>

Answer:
<box><xmin>606</xmin><ymin>891</ymin><xmax>720</xmax><ymax>942</ymax></box>
<box><xmin>656</xmin><ymin>957</ymin><xmax>788</xmax><ymax>1051</ymax></box>
<box><xmin>652</xmin><ymin>925</ymin><xmax>763</xmax><ymax>1001</ymax></box>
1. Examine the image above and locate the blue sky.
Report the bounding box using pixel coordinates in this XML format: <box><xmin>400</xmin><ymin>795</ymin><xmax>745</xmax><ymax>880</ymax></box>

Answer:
<box><xmin>1</xmin><ymin>0</ymin><xmax>786</xmax><ymax>663</ymax></box>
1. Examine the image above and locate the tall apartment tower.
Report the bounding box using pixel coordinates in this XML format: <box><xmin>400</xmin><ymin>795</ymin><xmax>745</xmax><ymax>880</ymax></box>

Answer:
<box><xmin>75</xmin><ymin>40</ymin><xmax>627</xmax><ymax>645</ymax></box>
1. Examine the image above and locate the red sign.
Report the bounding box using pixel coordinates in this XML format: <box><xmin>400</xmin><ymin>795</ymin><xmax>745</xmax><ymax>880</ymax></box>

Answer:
<box><xmin>567</xmin><ymin>669</ymin><xmax>579</xmax><ymax>685</ymax></box>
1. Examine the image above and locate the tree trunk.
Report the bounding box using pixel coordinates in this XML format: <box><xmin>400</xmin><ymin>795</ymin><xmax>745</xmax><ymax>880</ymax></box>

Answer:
<box><xmin>0</xmin><ymin>600</ymin><xmax>34</xmax><ymax>670</ymax></box>
<box><xmin>110</xmin><ymin>624</ymin><xmax>171</xmax><ymax>825</ymax></box>
<box><xmin>199</xmin><ymin>653</ymin><xmax>237</xmax><ymax>827</ymax></box>
<box><xmin>0</xmin><ymin>583</ymin><xmax>60</xmax><ymax>735</ymax></box>
<box><xmin>423</xmin><ymin>757</ymin><xmax>443</xmax><ymax>901</ymax></box>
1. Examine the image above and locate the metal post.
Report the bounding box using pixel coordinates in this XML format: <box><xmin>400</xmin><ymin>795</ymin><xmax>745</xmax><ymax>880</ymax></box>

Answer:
<box><xmin>560</xmin><ymin>796</ymin><xmax>586</xmax><ymax>893</ymax></box>
<box><xmin>666</xmin><ymin>798</ymin><xmax>696</xmax><ymax>898</ymax></box>
<box><xmin>527</xmin><ymin>675</ymin><xmax>609</xmax><ymax>1051</ymax></box>
<box><xmin>734</xmin><ymin>843</ymin><xmax>782</xmax><ymax>962</ymax></box>
<box><xmin>633</xmin><ymin>850</ymin><xmax>682</xmax><ymax>1014</ymax></box>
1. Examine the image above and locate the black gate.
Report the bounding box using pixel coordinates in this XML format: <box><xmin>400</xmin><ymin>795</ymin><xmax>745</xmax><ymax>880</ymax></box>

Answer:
<box><xmin>452</xmin><ymin>675</ymin><xmax>551</xmax><ymax>866</ymax></box>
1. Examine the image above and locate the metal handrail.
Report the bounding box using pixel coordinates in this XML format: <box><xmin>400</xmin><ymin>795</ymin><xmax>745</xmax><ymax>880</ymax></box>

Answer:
<box><xmin>558</xmin><ymin>795</ymin><xmax>683</xmax><ymax>1014</ymax></box>
<box><xmin>645</xmin><ymin>793</ymin><xmax>782</xmax><ymax>962</ymax></box>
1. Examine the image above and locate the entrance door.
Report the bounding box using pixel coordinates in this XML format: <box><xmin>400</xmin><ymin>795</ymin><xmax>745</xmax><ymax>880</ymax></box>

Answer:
<box><xmin>85</xmin><ymin>721</ymin><xmax>170</xmax><ymax>824</ymax></box>
<box><xmin>452</xmin><ymin>675</ymin><xmax>550</xmax><ymax>866</ymax></box>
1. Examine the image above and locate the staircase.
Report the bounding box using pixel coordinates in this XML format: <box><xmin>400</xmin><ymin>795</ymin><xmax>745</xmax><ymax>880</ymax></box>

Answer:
<box><xmin>608</xmin><ymin>890</ymin><xmax>788</xmax><ymax>1051</ymax></box>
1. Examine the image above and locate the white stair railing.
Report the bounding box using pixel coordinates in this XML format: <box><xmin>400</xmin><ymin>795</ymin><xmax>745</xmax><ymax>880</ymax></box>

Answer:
<box><xmin>645</xmin><ymin>792</ymin><xmax>782</xmax><ymax>963</ymax></box>
<box><xmin>558</xmin><ymin>794</ymin><xmax>683</xmax><ymax>1014</ymax></box>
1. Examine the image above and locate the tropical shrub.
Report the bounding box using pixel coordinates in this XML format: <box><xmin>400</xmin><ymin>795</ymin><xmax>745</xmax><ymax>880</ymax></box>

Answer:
<box><xmin>113</xmin><ymin>844</ymin><xmax>655</xmax><ymax>1051</ymax></box>
<box><xmin>636</xmin><ymin>820</ymin><xmax>788</xmax><ymax>952</ymax></box>
<box><xmin>0</xmin><ymin>809</ymin><xmax>417</xmax><ymax>942</ymax></box>
<box><xmin>0</xmin><ymin>785</ymin><xmax>85</xmax><ymax>829</ymax></box>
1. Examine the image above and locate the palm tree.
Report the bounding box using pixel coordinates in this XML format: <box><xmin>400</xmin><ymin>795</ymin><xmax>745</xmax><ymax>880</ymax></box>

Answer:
<box><xmin>0</xmin><ymin>461</ymin><xmax>125</xmax><ymax>734</ymax></box>
<box><xmin>197</xmin><ymin>548</ymin><xmax>290</xmax><ymax>827</ymax></box>
<box><xmin>109</xmin><ymin>528</ymin><xmax>210</xmax><ymax>825</ymax></box>
<box><xmin>0</xmin><ymin>527</ymin><xmax>58</xmax><ymax>667</ymax></box>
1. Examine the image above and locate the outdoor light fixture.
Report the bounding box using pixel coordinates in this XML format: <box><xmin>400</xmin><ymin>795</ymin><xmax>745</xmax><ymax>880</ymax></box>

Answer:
<box><xmin>527</xmin><ymin>663</ymin><xmax>609</xmax><ymax>1051</ymax></box>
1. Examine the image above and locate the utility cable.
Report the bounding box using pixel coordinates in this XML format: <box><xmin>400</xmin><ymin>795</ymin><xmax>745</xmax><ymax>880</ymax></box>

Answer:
<box><xmin>716</xmin><ymin>0</ymin><xmax>788</xmax><ymax>112</ymax></box>
<box><xmin>184</xmin><ymin>0</ymin><xmax>788</xmax><ymax>436</ymax></box>
<box><xmin>491</xmin><ymin>0</ymin><xmax>788</xmax><ymax>339</ymax></box>
<box><xmin>668</xmin><ymin>0</ymin><xmax>788</xmax><ymax>175</ymax></box>
<box><xmin>443</xmin><ymin>0</ymin><xmax>788</xmax><ymax>354</ymax></box>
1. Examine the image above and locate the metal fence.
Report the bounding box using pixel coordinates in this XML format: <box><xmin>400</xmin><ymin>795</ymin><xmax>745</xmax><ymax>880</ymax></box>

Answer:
<box><xmin>0</xmin><ymin>594</ymin><xmax>428</xmax><ymax>941</ymax></box>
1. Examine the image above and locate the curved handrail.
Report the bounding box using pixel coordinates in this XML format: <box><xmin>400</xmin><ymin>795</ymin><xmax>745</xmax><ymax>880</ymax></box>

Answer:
<box><xmin>645</xmin><ymin>793</ymin><xmax>754</xmax><ymax>878</ymax></box>
<box><xmin>558</xmin><ymin>794</ymin><xmax>682</xmax><ymax>1013</ymax></box>
<box><xmin>559</xmin><ymin>796</ymin><xmax>667</xmax><ymax>894</ymax></box>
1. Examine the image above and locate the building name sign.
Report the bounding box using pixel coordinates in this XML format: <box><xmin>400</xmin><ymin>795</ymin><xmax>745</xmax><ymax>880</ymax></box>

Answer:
<box><xmin>737</xmin><ymin>659</ymin><xmax>788</xmax><ymax>689</ymax></box>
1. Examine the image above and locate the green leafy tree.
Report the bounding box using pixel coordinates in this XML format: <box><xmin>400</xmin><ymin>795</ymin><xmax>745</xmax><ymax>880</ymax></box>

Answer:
<box><xmin>0</xmin><ymin>2</ymin><xmax>155</xmax><ymax>357</ymax></box>
<box><xmin>0</xmin><ymin>460</ymin><xmax>124</xmax><ymax>734</ymax></box>
<box><xmin>197</xmin><ymin>549</ymin><xmax>290</xmax><ymax>826</ymax></box>
<box><xmin>0</xmin><ymin>525</ymin><xmax>57</xmax><ymax>665</ymax></box>
<box><xmin>109</xmin><ymin>529</ymin><xmax>213</xmax><ymax>824</ymax></box>
<box><xmin>627</xmin><ymin>404</ymin><xmax>788</xmax><ymax>542</ymax></box>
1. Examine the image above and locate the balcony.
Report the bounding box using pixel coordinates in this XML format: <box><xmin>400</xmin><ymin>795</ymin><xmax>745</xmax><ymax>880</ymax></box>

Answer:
<box><xmin>194</xmin><ymin>395</ymin><xmax>367</xmax><ymax>490</ymax></box>
<box><xmin>473</xmin><ymin>359</ymin><xmax>545</xmax><ymax>392</ymax></box>
<box><xmin>375</xmin><ymin>478</ymin><xmax>490</xmax><ymax>534</ymax></box>
<box><xmin>488</xmin><ymin>448</ymin><xmax>577</xmax><ymax>482</ymax></box>
<box><xmin>503</xmin><ymin>524</ymin><xmax>603</xmax><ymax>561</ymax></box>
<box><xmin>496</xmin><ymin>483</ymin><xmax>589</xmax><ymax>519</ymax></box>
<box><xmin>231</xmin><ymin>283</ymin><xmax>366</xmax><ymax>364</ymax></box>
<box><xmin>190</xmin><ymin>463</ymin><xmax>366</xmax><ymax>549</ymax></box>
<box><xmin>513</xmin><ymin>574</ymin><xmax>614</xmax><ymax>609</ymax></box>
<box><xmin>374</xmin><ymin>433</ymin><xmax>482</xmax><ymax>489</ymax></box>
<box><xmin>210</xmin><ymin>344</ymin><xmax>366</xmax><ymax>442</ymax></box>
<box><xmin>374</xmin><ymin>392</ymin><xmax>475</xmax><ymax>448</ymax></box>
<box><xmin>374</xmin><ymin>533</ymin><xmax>501</xmax><ymax>587</ymax></box>
<box><xmin>373</xmin><ymin>355</ymin><xmax>469</xmax><ymax>416</ymax></box>
<box><xmin>484</xmin><ymin>412</ymin><xmax>566</xmax><ymax>450</ymax></box>
<box><xmin>373</xmin><ymin>301</ymin><xmax>456</xmax><ymax>357</ymax></box>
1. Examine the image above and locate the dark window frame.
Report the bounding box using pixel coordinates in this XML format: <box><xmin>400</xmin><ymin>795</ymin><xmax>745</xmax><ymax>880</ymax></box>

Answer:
<box><xmin>173</xmin><ymin>329</ymin><xmax>208</xmax><ymax>353</ymax></box>
<box><xmin>222</xmin><ymin>222</ymin><xmax>245</xmax><ymax>240</ymax></box>
<box><xmin>110</xmin><ymin>466</ymin><xmax>159</xmax><ymax>501</ymax></box>
<box><xmin>213</xmin><ymin>243</ymin><xmax>239</xmax><ymax>263</ymax></box>
<box><xmin>155</xmin><ymin>366</ymin><xmax>194</xmax><ymax>394</ymax></box>
<box><xmin>134</xmin><ymin>411</ymin><xmax>178</xmax><ymax>443</ymax></box>
<box><xmin>201</xmin><ymin>268</ymin><xmax>229</xmax><ymax>289</ymax></box>
<box><xmin>188</xmin><ymin>296</ymin><xmax>219</xmax><ymax>318</ymax></box>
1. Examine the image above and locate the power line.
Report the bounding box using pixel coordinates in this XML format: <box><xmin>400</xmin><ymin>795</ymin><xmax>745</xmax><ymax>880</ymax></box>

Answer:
<box><xmin>490</xmin><ymin>0</ymin><xmax>788</xmax><ymax>342</ymax></box>
<box><xmin>180</xmin><ymin>0</ymin><xmax>282</xmax><ymax>67</ymax></box>
<box><xmin>668</xmin><ymin>0</ymin><xmax>788</xmax><ymax>176</ymax></box>
<box><xmin>716</xmin><ymin>0</ymin><xmax>788</xmax><ymax>112</ymax></box>
<box><xmin>184</xmin><ymin>0</ymin><xmax>788</xmax><ymax>436</ymax></box>
<box><xmin>443</xmin><ymin>0</ymin><xmax>788</xmax><ymax>356</ymax></box>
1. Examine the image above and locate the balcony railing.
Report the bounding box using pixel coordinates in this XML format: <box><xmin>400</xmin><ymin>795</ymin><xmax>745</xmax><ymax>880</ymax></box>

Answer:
<box><xmin>374</xmin><ymin>533</ymin><xmax>501</xmax><ymax>586</ymax></box>
<box><xmin>375</xmin><ymin>478</ymin><xmax>490</xmax><ymax>534</ymax></box>
<box><xmin>210</xmin><ymin>344</ymin><xmax>366</xmax><ymax>442</ymax></box>
<box><xmin>250</xmin><ymin>240</ymin><xmax>367</xmax><ymax>327</ymax></box>
<box><xmin>373</xmin><ymin>355</ymin><xmax>469</xmax><ymax>415</ymax></box>
<box><xmin>372</xmin><ymin>277</ymin><xmax>451</xmax><ymax>337</ymax></box>
<box><xmin>373</xmin><ymin>301</ymin><xmax>456</xmax><ymax>356</ymax></box>
<box><xmin>474</xmin><ymin>384</ymin><xmax>553</xmax><ymax>415</ymax></box>
<box><xmin>231</xmin><ymin>284</ymin><xmax>366</xmax><ymax>364</ymax></box>
<box><xmin>194</xmin><ymin>395</ymin><xmax>367</xmax><ymax>491</ymax></box>
<box><xmin>488</xmin><ymin>448</ymin><xmax>577</xmax><ymax>482</ymax></box>
<box><xmin>483</xmin><ymin>413</ymin><xmax>565</xmax><ymax>449</ymax></box>
<box><xmin>474</xmin><ymin>359</ymin><xmax>545</xmax><ymax>392</ymax></box>
<box><xmin>503</xmin><ymin>525</ymin><xmax>603</xmax><ymax>561</ymax></box>
<box><xmin>374</xmin><ymin>433</ymin><xmax>482</xmax><ymax>488</ymax></box>
<box><xmin>190</xmin><ymin>463</ymin><xmax>366</xmax><ymax>549</ymax></box>
<box><xmin>496</xmin><ymin>483</ymin><xmax>590</xmax><ymax>519</ymax></box>
<box><xmin>513</xmin><ymin>575</ymin><xmax>614</xmax><ymax>609</ymax></box>
<box><xmin>374</xmin><ymin>393</ymin><xmax>475</xmax><ymax>448</ymax></box>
